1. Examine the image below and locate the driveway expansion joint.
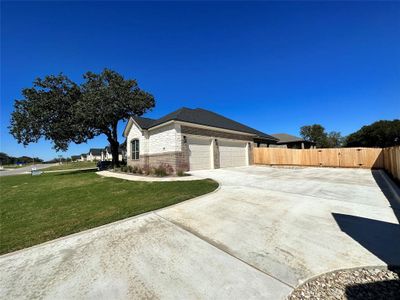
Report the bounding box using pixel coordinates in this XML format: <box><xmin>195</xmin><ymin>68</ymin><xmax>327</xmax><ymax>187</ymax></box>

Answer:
<box><xmin>155</xmin><ymin>212</ymin><xmax>296</xmax><ymax>290</ymax></box>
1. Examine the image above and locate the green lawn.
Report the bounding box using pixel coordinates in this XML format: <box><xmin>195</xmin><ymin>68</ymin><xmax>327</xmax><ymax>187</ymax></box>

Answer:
<box><xmin>0</xmin><ymin>171</ymin><xmax>218</xmax><ymax>254</ymax></box>
<box><xmin>43</xmin><ymin>161</ymin><xmax>97</xmax><ymax>171</ymax></box>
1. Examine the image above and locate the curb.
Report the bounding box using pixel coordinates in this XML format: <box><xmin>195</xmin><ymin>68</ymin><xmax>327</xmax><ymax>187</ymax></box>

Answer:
<box><xmin>377</xmin><ymin>170</ymin><xmax>400</xmax><ymax>203</ymax></box>
<box><xmin>97</xmin><ymin>170</ymin><xmax>205</xmax><ymax>182</ymax></box>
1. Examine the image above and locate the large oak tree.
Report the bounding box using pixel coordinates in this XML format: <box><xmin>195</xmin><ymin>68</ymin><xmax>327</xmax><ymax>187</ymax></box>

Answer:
<box><xmin>300</xmin><ymin>124</ymin><xmax>330</xmax><ymax>148</ymax></box>
<box><xmin>9</xmin><ymin>69</ymin><xmax>155</xmax><ymax>166</ymax></box>
<box><xmin>300</xmin><ymin>124</ymin><xmax>344</xmax><ymax>148</ymax></box>
<box><xmin>345</xmin><ymin>120</ymin><xmax>400</xmax><ymax>148</ymax></box>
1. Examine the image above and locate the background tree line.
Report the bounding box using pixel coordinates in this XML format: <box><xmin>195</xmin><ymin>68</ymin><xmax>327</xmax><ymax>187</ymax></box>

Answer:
<box><xmin>300</xmin><ymin>119</ymin><xmax>400</xmax><ymax>148</ymax></box>
<box><xmin>0</xmin><ymin>152</ymin><xmax>43</xmax><ymax>165</ymax></box>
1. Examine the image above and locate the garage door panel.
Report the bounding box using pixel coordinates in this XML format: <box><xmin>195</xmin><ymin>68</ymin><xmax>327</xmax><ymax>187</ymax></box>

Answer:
<box><xmin>219</xmin><ymin>140</ymin><xmax>247</xmax><ymax>168</ymax></box>
<box><xmin>188</xmin><ymin>137</ymin><xmax>211</xmax><ymax>171</ymax></box>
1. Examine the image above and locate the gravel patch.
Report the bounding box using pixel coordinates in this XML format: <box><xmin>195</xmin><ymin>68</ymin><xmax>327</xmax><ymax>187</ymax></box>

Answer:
<box><xmin>288</xmin><ymin>267</ymin><xmax>400</xmax><ymax>300</ymax></box>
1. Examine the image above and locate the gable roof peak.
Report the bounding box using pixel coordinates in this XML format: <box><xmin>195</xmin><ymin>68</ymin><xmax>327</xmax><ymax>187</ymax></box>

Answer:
<box><xmin>127</xmin><ymin>107</ymin><xmax>277</xmax><ymax>142</ymax></box>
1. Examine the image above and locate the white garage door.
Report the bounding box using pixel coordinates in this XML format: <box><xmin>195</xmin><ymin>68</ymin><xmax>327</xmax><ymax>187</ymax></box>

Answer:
<box><xmin>188</xmin><ymin>137</ymin><xmax>212</xmax><ymax>171</ymax></box>
<box><xmin>219</xmin><ymin>140</ymin><xmax>248</xmax><ymax>168</ymax></box>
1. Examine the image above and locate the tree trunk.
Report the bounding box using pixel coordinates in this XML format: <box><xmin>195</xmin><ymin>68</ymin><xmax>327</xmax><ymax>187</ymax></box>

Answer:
<box><xmin>107</xmin><ymin>122</ymin><xmax>120</xmax><ymax>167</ymax></box>
<box><xmin>109</xmin><ymin>140</ymin><xmax>120</xmax><ymax>167</ymax></box>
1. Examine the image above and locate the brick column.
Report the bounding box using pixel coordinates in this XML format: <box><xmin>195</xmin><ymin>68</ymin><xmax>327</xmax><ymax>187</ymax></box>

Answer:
<box><xmin>211</xmin><ymin>139</ymin><xmax>216</xmax><ymax>169</ymax></box>
<box><xmin>246</xmin><ymin>142</ymin><xmax>252</xmax><ymax>166</ymax></box>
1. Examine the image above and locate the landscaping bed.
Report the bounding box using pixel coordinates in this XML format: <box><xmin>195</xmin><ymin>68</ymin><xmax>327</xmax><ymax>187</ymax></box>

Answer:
<box><xmin>118</xmin><ymin>163</ymin><xmax>188</xmax><ymax>177</ymax></box>
<box><xmin>0</xmin><ymin>170</ymin><xmax>218</xmax><ymax>254</ymax></box>
<box><xmin>288</xmin><ymin>267</ymin><xmax>400</xmax><ymax>300</ymax></box>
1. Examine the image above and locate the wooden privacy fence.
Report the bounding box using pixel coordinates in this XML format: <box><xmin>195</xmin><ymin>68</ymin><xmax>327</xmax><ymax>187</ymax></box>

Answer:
<box><xmin>253</xmin><ymin>147</ymin><xmax>383</xmax><ymax>168</ymax></box>
<box><xmin>382</xmin><ymin>146</ymin><xmax>400</xmax><ymax>182</ymax></box>
<box><xmin>253</xmin><ymin>146</ymin><xmax>400</xmax><ymax>181</ymax></box>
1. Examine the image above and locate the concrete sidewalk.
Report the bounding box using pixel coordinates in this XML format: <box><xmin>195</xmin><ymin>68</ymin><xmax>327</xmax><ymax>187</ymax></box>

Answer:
<box><xmin>1</xmin><ymin>166</ymin><xmax>399</xmax><ymax>299</ymax></box>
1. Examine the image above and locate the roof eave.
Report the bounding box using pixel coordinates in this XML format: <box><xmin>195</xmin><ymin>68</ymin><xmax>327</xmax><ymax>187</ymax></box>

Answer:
<box><xmin>254</xmin><ymin>136</ymin><xmax>279</xmax><ymax>143</ymax></box>
<box><xmin>123</xmin><ymin>117</ymin><xmax>145</xmax><ymax>137</ymax></box>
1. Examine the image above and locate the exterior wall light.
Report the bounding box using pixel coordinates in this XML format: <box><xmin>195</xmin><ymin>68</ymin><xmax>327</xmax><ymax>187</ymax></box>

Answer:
<box><xmin>183</xmin><ymin>136</ymin><xmax>187</xmax><ymax>143</ymax></box>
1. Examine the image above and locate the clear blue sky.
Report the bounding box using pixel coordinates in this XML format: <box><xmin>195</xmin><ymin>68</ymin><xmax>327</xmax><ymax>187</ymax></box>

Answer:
<box><xmin>1</xmin><ymin>1</ymin><xmax>399</xmax><ymax>160</ymax></box>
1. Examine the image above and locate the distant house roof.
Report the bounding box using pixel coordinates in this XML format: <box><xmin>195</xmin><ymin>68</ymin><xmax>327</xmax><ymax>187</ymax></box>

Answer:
<box><xmin>271</xmin><ymin>133</ymin><xmax>316</xmax><ymax>145</ymax></box>
<box><xmin>71</xmin><ymin>155</ymin><xmax>80</xmax><ymax>160</ymax></box>
<box><xmin>130</xmin><ymin>107</ymin><xmax>277</xmax><ymax>141</ymax></box>
<box><xmin>89</xmin><ymin>148</ymin><xmax>103</xmax><ymax>156</ymax></box>
<box><xmin>104</xmin><ymin>142</ymin><xmax>126</xmax><ymax>154</ymax></box>
<box><xmin>80</xmin><ymin>153</ymin><xmax>86</xmax><ymax>157</ymax></box>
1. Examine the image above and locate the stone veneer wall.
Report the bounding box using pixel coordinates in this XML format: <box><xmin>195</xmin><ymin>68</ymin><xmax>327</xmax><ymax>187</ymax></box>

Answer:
<box><xmin>127</xmin><ymin>151</ymin><xmax>189</xmax><ymax>173</ymax></box>
<box><xmin>127</xmin><ymin>125</ymin><xmax>255</xmax><ymax>172</ymax></box>
<box><xmin>248</xmin><ymin>144</ymin><xmax>253</xmax><ymax>165</ymax></box>
<box><xmin>213</xmin><ymin>140</ymin><xmax>220</xmax><ymax>169</ymax></box>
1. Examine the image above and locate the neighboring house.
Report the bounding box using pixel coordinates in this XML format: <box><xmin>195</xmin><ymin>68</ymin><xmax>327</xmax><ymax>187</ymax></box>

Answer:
<box><xmin>71</xmin><ymin>155</ymin><xmax>81</xmax><ymax>162</ymax></box>
<box><xmin>86</xmin><ymin>149</ymin><xmax>103</xmax><ymax>161</ymax></box>
<box><xmin>123</xmin><ymin>107</ymin><xmax>278</xmax><ymax>171</ymax></box>
<box><xmin>101</xmin><ymin>144</ymin><xmax>126</xmax><ymax>162</ymax></box>
<box><xmin>119</xmin><ymin>141</ymin><xmax>127</xmax><ymax>161</ymax></box>
<box><xmin>270</xmin><ymin>133</ymin><xmax>316</xmax><ymax>149</ymax></box>
<box><xmin>101</xmin><ymin>147</ymin><xmax>112</xmax><ymax>161</ymax></box>
<box><xmin>79</xmin><ymin>154</ymin><xmax>87</xmax><ymax>161</ymax></box>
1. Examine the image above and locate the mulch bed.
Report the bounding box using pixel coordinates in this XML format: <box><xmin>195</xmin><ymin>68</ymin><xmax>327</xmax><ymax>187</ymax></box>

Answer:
<box><xmin>288</xmin><ymin>267</ymin><xmax>400</xmax><ymax>300</ymax></box>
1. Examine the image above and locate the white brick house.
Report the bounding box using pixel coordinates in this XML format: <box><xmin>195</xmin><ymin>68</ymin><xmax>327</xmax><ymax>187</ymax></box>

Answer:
<box><xmin>86</xmin><ymin>148</ymin><xmax>102</xmax><ymax>162</ymax></box>
<box><xmin>101</xmin><ymin>146</ymin><xmax>125</xmax><ymax>162</ymax></box>
<box><xmin>123</xmin><ymin>107</ymin><xmax>277</xmax><ymax>172</ymax></box>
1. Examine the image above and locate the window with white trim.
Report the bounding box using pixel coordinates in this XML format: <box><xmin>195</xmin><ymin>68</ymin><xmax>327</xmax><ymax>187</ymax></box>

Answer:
<box><xmin>131</xmin><ymin>139</ymin><xmax>140</xmax><ymax>160</ymax></box>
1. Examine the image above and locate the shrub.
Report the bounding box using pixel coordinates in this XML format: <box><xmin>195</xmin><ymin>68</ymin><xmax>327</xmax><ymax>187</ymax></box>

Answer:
<box><xmin>127</xmin><ymin>166</ymin><xmax>134</xmax><ymax>173</ymax></box>
<box><xmin>154</xmin><ymin>166</ymin><xmax>167</xmax><ymax>177</ymax></box>
<box><xmin>120</xmin><ymin>165</ymin><xmax>128</xmax><ymax>172</ymax></box>
<box><xmin>163</xmin><ymin>163</ymin><xmax>174</xmax><ymax>175</ymax></box>
<box><xmin>153</xmin><ymin>163</ymin><xmax>174</xmax><ymax>177</ymax></box>
<box><xmin>132</xmin><ymin>166</ymin><xmax>139</xmax><ymax>174</ymax></box>
<box><xmin>142</xmin><ymin>164</ymin><xmax>151</xmax><ymax>175</ymax></box>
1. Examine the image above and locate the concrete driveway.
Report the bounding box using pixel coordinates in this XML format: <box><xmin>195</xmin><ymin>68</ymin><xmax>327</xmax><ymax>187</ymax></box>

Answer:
<box><xmin>1</xmin><ymin>166</ymin><xmax>399</xmax><ymax>299</ymax></box>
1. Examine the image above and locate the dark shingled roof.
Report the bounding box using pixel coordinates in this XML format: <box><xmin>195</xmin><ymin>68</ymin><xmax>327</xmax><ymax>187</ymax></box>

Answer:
<box><xmin>132</xmin><ymin>116</ymin><xmax>155</xmax><ymax>130</ymax></box>
<box><xmin>89</xmin><ymin>148</ymin><xmax>103</xmax><ymax>156</ymax></box>
<box><xmin>71</xmin><ymin>155</ymin><xmax>81</xmax><ymax>160</ymax></box>
<box><xmin>271</xmin><ymin>133</ymin><xmax>315</xmax><ymax>144</ymax></box>
<box><xmin>104</xmin><ymin>144</ymin><xmax>126</xmax><ymax>154</ymax></box>
<box><xmin>133</xmin><ymin>107</ymin><xmax>277</xmax><ymax>141</ymax></box>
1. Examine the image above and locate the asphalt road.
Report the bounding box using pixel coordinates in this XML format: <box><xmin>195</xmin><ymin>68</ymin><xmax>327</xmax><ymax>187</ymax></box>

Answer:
<box><xmin>0</xmin><ymin>164</ymin><xmax>56</xmax><ymax>177</ymax></box>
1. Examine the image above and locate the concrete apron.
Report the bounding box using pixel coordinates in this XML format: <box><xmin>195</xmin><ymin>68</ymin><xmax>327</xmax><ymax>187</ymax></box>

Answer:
<box><xmin>175</xmin><ymin>167</ymin><xmax>400</xmax><ymax>285</ymax></box>
<box><xmin>1</xmin><ymin>166</ymin><xmax>399</xmax><ymax>299</ymax></box>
